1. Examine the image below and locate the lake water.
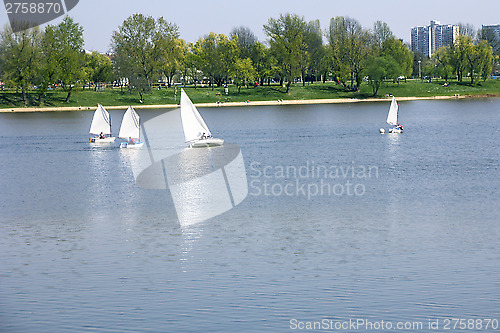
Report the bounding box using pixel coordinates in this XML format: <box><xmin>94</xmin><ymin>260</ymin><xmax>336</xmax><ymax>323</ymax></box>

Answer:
<box><xmin>1</xmin><ymin>98</ymin><xmax>499</xmax><ymax>332</ymax></box>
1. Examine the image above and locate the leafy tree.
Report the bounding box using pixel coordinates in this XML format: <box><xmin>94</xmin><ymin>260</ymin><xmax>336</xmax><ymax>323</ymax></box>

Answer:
<box><xmin>431</xmin><ymin>47</ymin><xmax>454</xmax><ymax>81</ymax></box>
<box><xmin>325</xmin><ymin>43</ymin><xmax>350</xmax><ymax>87</ymax></box>
<box><xmin>318</xmin><ymin>49</ymin><xmax>335</xmax><ymax>83</ymax></box>
<box><xmin>444</xmin><ymin>35</ymin><xmax>493</xmax><ymax>84</ymax></box>
<box><xmin>0</xmin><ymin>25</ymin><xmax>42</xmax><ymax>103</ymax></box>
<box><xmin>183</xmin><ymin>47</ymin><xmax>202</xmax><ymax>87</ymax></box>
<box><xmin>264</xmin><ymin>13</ymin><xmax>308</xmax><ymax>93</ymax></box>
<box><xmin>219</xmin><ymin>36</ymin><xmax>240</xmax><ymax>85</ymax></box>
<box><xmin>327</xmin><ymin>16</ymin><xmax>372</xmax><ymax>90</ymax></box>
<box><xmin>458</xmin><ymin>23</ymin><xmax>476</xmax><ymax>39</ymax></box>
<box><xmin>43</xmin><ymin>16</ymin><xmax>85</xmax><ymax>102</ymax></box>
<box><xmin>448</xmin><ymin>35</ymin><xmax>471</xmax><ymax>82</ymax></box>
<box><xmin>477</xmin><ymin>27</ymin><xmax>500</xmax><ymax>76</ymax></box>
<box><xmin>111</xmin><ymin>14</ymin><xmax>179</xmax><ymax>101</ymax></box>
<box><xmin>230</xmin><ymin>26</ymin><xmax>258</xmax><ymax>59</ymax></box>
<box><xmin>468</xmin><ymin>40</ymin><xmax>495</xmax><ymax>83</ymax></box>
<box><xmin>248</xmin><ymin>41</ymin><xmax>272</xmax><ymax>85</ymax></box>
<box><xmin>478</xmin><ymin>27</ymin><xmax>500</xmax><ymax>56</ymax></box>
<box><xmin>231</xmin><ymin>58</ymin><xmax>256</xmax><ymax>93</ymax></box>
<box><xmin>160</xmin><ymin>38</ymin><xmax>186</xmax><ymax>87</ymax></box>
<box><xmin>83</xmin><ymin>52</ymin><xmax>113</xmax><ymax>90</ymax></box>
<box><xmin>191</xmin><ymin>33</ymin><xmax>218</xmax><ymax>89</ymax></box>
<box><xmin>412</xmin><ymin>51</ymin><xmax>430</xmax><ymax>79</ymax></box>
<box><xmin>372</xmin><ymin>21</ymin><xmax>394</xmax><ymax>47</ymax></box>
<box><xmin>364</xmin><ymin>56</ymin><xmax>397</xmax><ymax>96</ymax></box>
<box><xmin>304</xmin><ymin>20</ymin><xmax>324</xmax><ymax>84</ymax></box>
<box><xmin>381</xmin><ymin>37</ymin><xmax>413</xmax><ymax>82</ymax></box>
<box><xmin>191</xmin><ymin>33</ymin><xmax>238</xmax><ymax>88</ymax></box>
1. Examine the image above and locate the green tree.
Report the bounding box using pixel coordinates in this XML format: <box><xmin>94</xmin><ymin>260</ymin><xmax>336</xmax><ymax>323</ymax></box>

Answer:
<box><xmin>468</xmin><ymin>40</ymin><xmax>495</xmax><ymax>83</ymax></box>
<box><xmin>191</xmin><ymin>33</ymin><xmax>238</xmax><ymax>88</ymax></box>
<box><xmin>160</xmin><ymin>38</ymin><xmax>186</xmax><ymax>87</ymax></box>
<box><xmin>43</xmin><ymin>16</ymin><xmax>85</xmax><ymax>102</ymax></box>
<box><xmin>325</xmin><ymin>43</ymin><xmax>350</xmax><ymax>87</ymax></box>
<box><xmin>249</xmin><ymin>41</ymin><xmax>276</xmax><ymax>85</ymax></box>
<box><xmin>183</xmin><ymin>47</ymin><xmax>202</xmax><ymax>87</ymax></box>
<box><xmin>83</xmin><ymin>52</ymin><xmax>113</xmax><ymax>90</ymax></box>
<box><xmin>112</xmin><ymin>14</ymin><xmax>179</xmax><ymax>101</ymax></box>
<box><xmin>230</xmin><ymin>26</ymin><xmax>258</xmax><ymax>59</ymax></box>
<box><xmin>304</xmin><ymin>20</ymin><xmax>324</xmax><ymax>84</ymax></box>
<box><xmin>219</xmin><ymin>36</ymin><xmax>239</xmax><ymax>85</ymax></box>
<box><xmin>372</xmin><ymin>21</ymin><xmax>394</xmax><ymax>47</ymax></box>
<box><xmin>364</xmin><ymin>56</ymin><xmax>398</xmax><ymax>96</ymax></box>
<box><xmin>458</xmin><ymin>23</ymin><xmax>476</xmax><ymax>39</ymax></box>
<box><xmin>327</xmin><ymin>16</ymin><xmax>372</xmax><ymax>90</ymax></box>
<box><xmin>318</xmin><ymin>49</ymin><xmax>335</xmax><ymax>83</ymax></box>
<box><xmin>0</xmin><ymin>24</ymin><xmax>42</xmax><ymax>103</ymax></box>
<box><xmin>478</xmin><ymin>27</ymin><xmax>500</xmax><ymax>56</ymax></box>
<box><xmin>231</xmin><ymin>58</ymin><xmax>256</xmax><ymax>93</ymax></box>
<box><xmin>448</xmin><ymin>35</ymin><xmax>471</xmax><ymax>82</ymax></box>
<box><xmin>381</xmin><ymin>37</ymin><xmax>413</xmax><ymax>82</ymax></box>
<box><xmin>191</xmin><ymin>33</ymin><xmax>218</xmax><ymax>89</ymax></box>
<box><xmin>431</xmin><ymin>47</ymin><xmax>454</xmax><ymax>81</ymax></box>
<box><xmin>264</xmin><ymin>13</ymin><xmax>308</xmax><ymax>93</ymax></box>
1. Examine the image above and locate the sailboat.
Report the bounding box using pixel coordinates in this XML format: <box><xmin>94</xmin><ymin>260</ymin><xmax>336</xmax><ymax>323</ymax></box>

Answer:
<box><xmin>89</xmin><ymin>104</ymin><xmax>116</xmax><ymax>143</ymax></box>
<box><xmin>181</xmin><ymin>89</ymin><xmax>224</xmax><ymax>148</ymax></box>
<box><xmin>380</xmin><ymin>96</ymin><xmax>403</xmax><ymax>134</ymax></box>
<box><xmin>118</xmin><ymin>106</ymin><xmax>144</xmax><ymax>148</ymax></box>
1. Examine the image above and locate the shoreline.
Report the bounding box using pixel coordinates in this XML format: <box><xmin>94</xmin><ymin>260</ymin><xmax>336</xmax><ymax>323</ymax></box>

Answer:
<box><xmin>1</xmin><ymin>94</ymin><xmax>498</xmax><ymax>113</ymax></box>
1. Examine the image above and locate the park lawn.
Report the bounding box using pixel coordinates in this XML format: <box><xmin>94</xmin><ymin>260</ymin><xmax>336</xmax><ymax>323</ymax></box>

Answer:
<box><xmin>1</xmin><ymin>79</ymin><xmax>499</xmax><ymax>109</ymax></box>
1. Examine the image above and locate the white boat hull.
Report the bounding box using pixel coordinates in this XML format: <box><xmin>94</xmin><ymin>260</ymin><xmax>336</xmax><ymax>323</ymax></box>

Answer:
<box><xmin>120</xmin><ymin>141</ymin><xmax>144</xmax><ymax>149</ymax></box>
<box><xmin>388</xmin><ymin>128</ymin><xmax>403</xmax><ymax>133</ymax></box>
<box><xmin>90</xmin><ymin>137</ymin><xmax>116</xmax><ymax>143</ymax></box>
<box><xmin>190</xmin><ymin>138</ymin><xmax>224</xmax><ymax>148</ymax></box>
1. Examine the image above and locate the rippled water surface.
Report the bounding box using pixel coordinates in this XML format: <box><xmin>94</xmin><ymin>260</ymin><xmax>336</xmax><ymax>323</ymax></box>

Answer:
<box><xmin>1</xmin><ymin>98</ymin><xmax>499</xmax><ymax>332</ymax></box>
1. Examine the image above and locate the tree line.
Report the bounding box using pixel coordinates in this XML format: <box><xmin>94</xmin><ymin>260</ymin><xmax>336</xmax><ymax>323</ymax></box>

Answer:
<box><xmin>0</xmin><ymin>13</ymin><xmax>498</xmax><ymax>104</ymax></box>
<box><xmin>0</xmin><ymin>17</ymin><xmax>113</xmax><ymax>103</ymax></box>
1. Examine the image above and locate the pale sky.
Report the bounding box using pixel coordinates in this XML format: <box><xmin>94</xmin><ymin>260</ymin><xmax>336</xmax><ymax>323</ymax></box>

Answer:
<box><xmin>1</xmin><ymin>0</ymin><xmax>498</xmax><ymax>52</ymax></box>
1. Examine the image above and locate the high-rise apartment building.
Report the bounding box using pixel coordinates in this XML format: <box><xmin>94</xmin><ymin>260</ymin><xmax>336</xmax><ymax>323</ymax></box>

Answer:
<box><xmin>411</xmin><ymin>20</ymin><xmax>459</xmax><ymax>57</ymax></box>
<box><xmin>482</xmin><ymin>24</ymin><xmax>500</xmax><ymax>39</ymax></box>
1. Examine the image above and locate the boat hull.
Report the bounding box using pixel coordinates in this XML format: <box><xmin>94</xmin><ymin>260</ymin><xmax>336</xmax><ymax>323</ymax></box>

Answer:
<box><xmin>120</xmin><ymin>141</ymin><xmax>144</xmax><ymax>149</ymax></box>
<box><xmin>90</xmin><ymin>137</ymin><xmax>116</xmax><ymax>143</ymax></box>
<box><xmin>388</xmin><ymin>128</ymin><xmax>403</xmax><ymax>133</ymax></box>
<box><xmin>190</xmin><ymin>138</ymin><xmax>224</xmax><ymax>148</ymax></box>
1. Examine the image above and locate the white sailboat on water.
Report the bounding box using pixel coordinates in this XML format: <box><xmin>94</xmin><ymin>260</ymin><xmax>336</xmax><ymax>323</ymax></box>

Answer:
<box><xmin>89</xmin><ymin>104</ymin><xmax>116</xmax><ymax>143</ymax></box>
<box><xmin>380</xmin><ymin>96</ymin><xmax>403</xmax><ymax>134</ymax></box>
<box><xmin>181</xmin><ymin>89</ymin><xmax>224</xmax><ymax>148</ymax></box>
<box><xmin>119</xmin><ymin>106</ymin><xmax>144</xmax><ymax>148</ymax></box>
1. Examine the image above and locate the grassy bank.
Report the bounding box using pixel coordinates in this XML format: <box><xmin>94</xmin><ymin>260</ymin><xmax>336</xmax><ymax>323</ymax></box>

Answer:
<box><xmin>1</xmin><ymin>78</ymin><xmax>499</xmax><ymax>110</ymax></box>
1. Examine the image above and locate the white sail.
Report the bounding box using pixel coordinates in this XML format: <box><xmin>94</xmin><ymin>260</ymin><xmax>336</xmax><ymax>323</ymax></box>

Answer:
<box><xmin>180</xmin><ymin>89</ymin><xmax>211</xmax><ymax>142</ymax></box>
<box><xmin>89</xmin><ymin>104</ymin><xmax>112</xmax><ymax>135</ymax></box>
<box><xmin>119</xmin><ymin>106</ymin><xmax>140</xmax><ymax>139</ymax></box>
<box><xmin>386</xmin><ymin>96</ymin><xmax>398</xmax><ymax>126</ymax></box>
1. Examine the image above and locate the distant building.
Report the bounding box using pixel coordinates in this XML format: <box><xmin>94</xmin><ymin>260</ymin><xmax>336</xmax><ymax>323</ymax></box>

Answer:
<box><xmin>411</xmin><ymin>20</ymin><xmax>459</xmax><ymax>57</ymax></box>
<box><xmin>482</xmin><ymin>24</ymin><xmax>500</xmax><ymax>39</ymax></box>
